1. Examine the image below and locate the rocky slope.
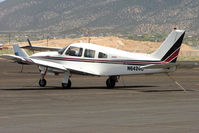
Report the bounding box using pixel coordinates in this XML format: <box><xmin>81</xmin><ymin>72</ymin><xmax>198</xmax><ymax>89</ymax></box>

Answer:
<box><xmin>0</xmin><ymin>0</ymin><xmax>198</xmax><ymax>35</ymax></box>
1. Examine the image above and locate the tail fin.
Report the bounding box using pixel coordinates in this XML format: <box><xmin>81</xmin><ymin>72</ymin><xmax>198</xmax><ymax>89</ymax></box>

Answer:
<box><xmin>13</xmin><ymin>44</ymin><xmax>29</xmax><ymax>58</ymax></box>
<box><xmin>151</xmin><ymin>30</ymin><xmax>185</xmax><ymax>63</ymax></box>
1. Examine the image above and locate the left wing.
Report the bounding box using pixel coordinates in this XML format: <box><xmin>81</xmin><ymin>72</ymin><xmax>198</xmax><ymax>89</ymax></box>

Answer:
<box><xmin>25</xmin><ymin>58</ymin><xmax>67</xmax><ymax>71</ymax></box>
<box><xmin>27</xmin><ymin>58</ymin><xmax>99</xmax><ymax>75</ymax></box>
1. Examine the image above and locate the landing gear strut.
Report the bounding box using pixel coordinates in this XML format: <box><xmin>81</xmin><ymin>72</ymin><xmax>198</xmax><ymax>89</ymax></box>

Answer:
<box><xmin>106</xmin><ymin>76</ymin><xmax>118</xmax><ymax>88</ymax></box>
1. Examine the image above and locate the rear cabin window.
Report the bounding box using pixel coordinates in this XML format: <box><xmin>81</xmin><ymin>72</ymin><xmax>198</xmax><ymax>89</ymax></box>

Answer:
<box><xmin>98</xmin><ymin>52</ymin><xmax>107</xmax><ymax>58</ymax></box>
<box><xmin>65</xmin><ymin>46</ymin><xmax>83</xmax><ymax>57</ymax></box>
<box><xmin>84</xmin><ymin>49</ymin><xmax>95</xmax><ymax>58</ymax></box>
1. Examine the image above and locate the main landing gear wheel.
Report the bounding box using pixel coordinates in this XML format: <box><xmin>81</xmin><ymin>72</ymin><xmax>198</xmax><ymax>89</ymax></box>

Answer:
<box><xmin>39</xmin><ymin>79</ymin><xmax>47</xmax><ymax>87</ymax></box>
<box><xmin>62</xmin><ymin>79</ymin><xmax>72</xmax><ymax>89</ymax></box>
<box><xmin>106</xmin><ymin>77</ymin><xmax>117</xmax><ymax>88</ymax></box>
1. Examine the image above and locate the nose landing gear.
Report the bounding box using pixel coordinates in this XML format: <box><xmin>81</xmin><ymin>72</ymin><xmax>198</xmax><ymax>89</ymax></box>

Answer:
<box><xmin>62</xmin><ymin>71</ymin><xmax>71</xmax><ymax>89</ymax></box>
<box><xmin>62</xmin><ymin>79</ymin><xmax>71</xmax><ymax>89</ymax></box>
<box><xmin>39</xmin><ymin>68</ymin><xmax>48</xmax><ymax>87</ymax></box>
<box><xmin>38</xmin><ymin>67</ymin><xmax>72</xmax><ymax>89</ymax></box>
<box><xmin>39</xmin><ymin>79</ymin><xmax>47</xmax><ymax>87</ymax></box>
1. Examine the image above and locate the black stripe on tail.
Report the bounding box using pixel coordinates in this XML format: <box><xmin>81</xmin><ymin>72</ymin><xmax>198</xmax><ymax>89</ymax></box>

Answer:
<box><xmin>161</xmin><ymin>32</ymin><xmax>185</xmax><ymax>63</ymax></box>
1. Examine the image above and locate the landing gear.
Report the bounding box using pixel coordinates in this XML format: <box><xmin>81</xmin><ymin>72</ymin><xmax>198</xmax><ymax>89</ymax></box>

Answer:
<box><xmin>62</xmin><ymin>71</ymin><xmax>72</xmax><ymax>89</ymax></box>
<box><xmin>38</xmin><ymin>67</ymin><xmax>72</xmax><ymax>89</ymax></box>
<box><xmin>39</xmin><ymin>79</ymin><xmax>47</xmax><ymax>87</ymax></box>
<box><xmin>62</xmin><ymin>79</ymin><xmax>71</xmax><ymax>89</ymax></box>
<box><xmin>106</xmin><ymin>76</ymin><xmax>118</xmax><ymax>88</ymax></box>
<box><xmin>39</xmin><ymin>67</ymin><xmax>48</xmax><ymax>87</ymax></box>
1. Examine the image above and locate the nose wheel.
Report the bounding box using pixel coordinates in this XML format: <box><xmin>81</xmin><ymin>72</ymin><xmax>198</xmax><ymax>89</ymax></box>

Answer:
<box><xmin>39</xmin><ymin>67</ymin><xmax>48</xmax><ymax>87</ymax></box>
<box><xmin>62</xmin><ymin>79</ymin><xmax>72</xmax><ymax>89</ymax></box>
<box><xmin>39</xmin><ymin>79</ymin><xmax>47</xmax><ymax>87</ymax></box>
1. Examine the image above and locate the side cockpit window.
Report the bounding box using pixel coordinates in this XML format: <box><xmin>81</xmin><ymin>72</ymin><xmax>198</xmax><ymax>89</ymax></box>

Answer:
<box><xmin>84</xmin><ymin>49</ymin><xmax>95</xmax><ymax>58</ymax></box>
<box><xmin>98</xmin><ymin>52</ymin><xmax>107</xmax><ymax>58</ymax></box>
<box><xmin>65</xmin><ymin>46</ymin><xmax>83</xmax><ymax>57</ymax></box>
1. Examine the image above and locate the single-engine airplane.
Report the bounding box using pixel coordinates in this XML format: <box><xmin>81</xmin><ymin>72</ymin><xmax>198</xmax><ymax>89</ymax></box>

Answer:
<box><xmin>0</xmin><ymin>29</ymin><xmax>185</xmax><ymax>88</ymax></box>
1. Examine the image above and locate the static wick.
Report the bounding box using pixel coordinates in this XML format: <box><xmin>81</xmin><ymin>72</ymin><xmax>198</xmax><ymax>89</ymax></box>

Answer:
<box><xmin>167</xmin><ymin>74</ymin><xmax>186</xmax><ymax>92</ymax></box>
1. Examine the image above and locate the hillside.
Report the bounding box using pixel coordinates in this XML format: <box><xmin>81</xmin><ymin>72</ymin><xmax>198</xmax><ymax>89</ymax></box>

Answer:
<box><xmin>0</xmin><ymin>0</ymin><xmax>198</xmax><ymax>35</ymax></box>
<box><xmin>4</xmin><ymin>36</ymin><xmax>195</xmax><ymax>56</ymax></box>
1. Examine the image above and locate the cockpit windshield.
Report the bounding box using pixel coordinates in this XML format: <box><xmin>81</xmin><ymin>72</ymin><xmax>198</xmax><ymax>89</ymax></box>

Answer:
<box><xmin>58</xmin><ymin>46</ymin><xmax>68</xmax><ymax>55</ymax></box>
<box><xmin>65</xmin><ymin>46</ymin><xmax>83</xmax><ymax>57</ymax></box>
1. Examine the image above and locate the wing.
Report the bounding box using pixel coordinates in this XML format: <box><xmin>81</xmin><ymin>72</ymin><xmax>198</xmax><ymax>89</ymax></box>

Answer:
<box><xmin>0</xmin><ymin>54</ymin><xmax>98</xmax><ymax>75</ymax></box>
<box><xmin>26</xmin><ymin>58</ymin><xmax>99</xmax><ymax>75</ymax></box>
<box><xmin>21</xmin><ymin>45</ymin><xmax>61</xmax><ymax>51</ymax></box>
<box><xmin>0</xmin><ymin>54</ymin><xmax>27</xmax><ymax>64</ymax></box>
<box><xmin>0</xmin><ymin>54</ymin><xmax>67</xmax><ymax>71</ymax></box>
<box><xmin>26</xmin><ymin>58</ymin><xmax>66</xmax><ymax>71</ymax></box>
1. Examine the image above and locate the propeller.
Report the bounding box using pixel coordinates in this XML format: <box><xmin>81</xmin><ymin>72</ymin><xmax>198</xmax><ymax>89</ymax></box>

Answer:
<box><xmin>27</xmin><ymin>38</ymin><xmax>35</xmax><ymax>54</ymax></box>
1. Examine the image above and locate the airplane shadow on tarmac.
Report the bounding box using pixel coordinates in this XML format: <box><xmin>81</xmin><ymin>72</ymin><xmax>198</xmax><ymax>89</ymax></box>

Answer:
<box><xmin>1</xmin><ymin>85</ymin><xmax>191</xmax><ymax>92</ymax></box>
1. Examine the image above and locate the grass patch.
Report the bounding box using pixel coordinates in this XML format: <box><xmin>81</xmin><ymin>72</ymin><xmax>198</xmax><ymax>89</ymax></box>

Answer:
<box><xmin>0</xmin><ymin>49</ymin><xmax>33</xmax><ymax>56</ymax></box>
<box><xmin>0</xmin><ymin>49</ymin><xmax>13</xmax><ymax>54</ymax></box>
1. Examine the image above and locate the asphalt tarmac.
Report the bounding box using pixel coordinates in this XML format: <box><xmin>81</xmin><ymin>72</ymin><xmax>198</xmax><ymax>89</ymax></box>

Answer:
<box><xmin>0</xmin><ymin>60</ymin><xmax>199</xmax><ymax>133</ymax></box>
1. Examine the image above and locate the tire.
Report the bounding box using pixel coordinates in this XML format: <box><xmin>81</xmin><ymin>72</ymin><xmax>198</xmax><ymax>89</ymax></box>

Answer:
<box><xmin>62</xmin><ymin>79</ymin><xmax>72</xmax><ymax>89</ymax></box>
<box><xmin>106</xmin><ymin>78</ymin><xmax>115</xmax><ymax>88</ymax></box>
<box><xmin>39</xmin><ymin>79</ymin><xmax>47</xmax><ymax>87</ymax></box>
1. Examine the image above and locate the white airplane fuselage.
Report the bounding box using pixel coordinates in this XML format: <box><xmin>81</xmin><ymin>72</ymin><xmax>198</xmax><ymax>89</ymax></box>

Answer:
<box><xmin>30</xmin><ymin>43</ymin><xmax>171</xmax><ymax>76</ymax></box>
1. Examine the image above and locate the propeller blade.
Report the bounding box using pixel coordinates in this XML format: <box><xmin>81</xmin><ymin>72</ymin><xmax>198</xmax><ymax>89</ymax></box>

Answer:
<box><xmin>27</xmin><ymin>38</ymin><xmax>34</xmax><ymax>54</ymax></box>
<box><xmin>27</xmin><ymin>38</ymin><xmax>32</xmax><ymax>47</ymax></box>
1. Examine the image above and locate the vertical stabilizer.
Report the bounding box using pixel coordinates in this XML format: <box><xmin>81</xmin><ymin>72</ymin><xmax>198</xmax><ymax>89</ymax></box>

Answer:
<box><xmin>13</xmin><ymin>44</ymin><xmax>29</xmax><ymax>58</ymax></box>
<box><xmin>151</xmin><ymin>30</ymin><xmax>185</xmax><ymax>63</ymax></box>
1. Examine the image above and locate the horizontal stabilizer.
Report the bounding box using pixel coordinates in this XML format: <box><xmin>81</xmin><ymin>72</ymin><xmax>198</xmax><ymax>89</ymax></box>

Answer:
<box><xmin>141</xmin><ymin>63</ymin><xmax>178</xmax><ymax>69</ymax></box>
<box><xmin>142</xmin><ymin>62</ymin><xmax>199</xmax><ymax>69</ymax></box>
<box><xmin>0</xmin><ymin>54</ymin><xmax>27</xmax><ymax>63</ymax></box>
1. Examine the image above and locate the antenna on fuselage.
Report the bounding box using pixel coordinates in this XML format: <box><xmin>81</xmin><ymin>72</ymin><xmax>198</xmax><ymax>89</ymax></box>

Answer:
<box><xmin>87</xmin><ymin>29</ymin><xmax>91</xmax><ymax>43</ymax></box>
